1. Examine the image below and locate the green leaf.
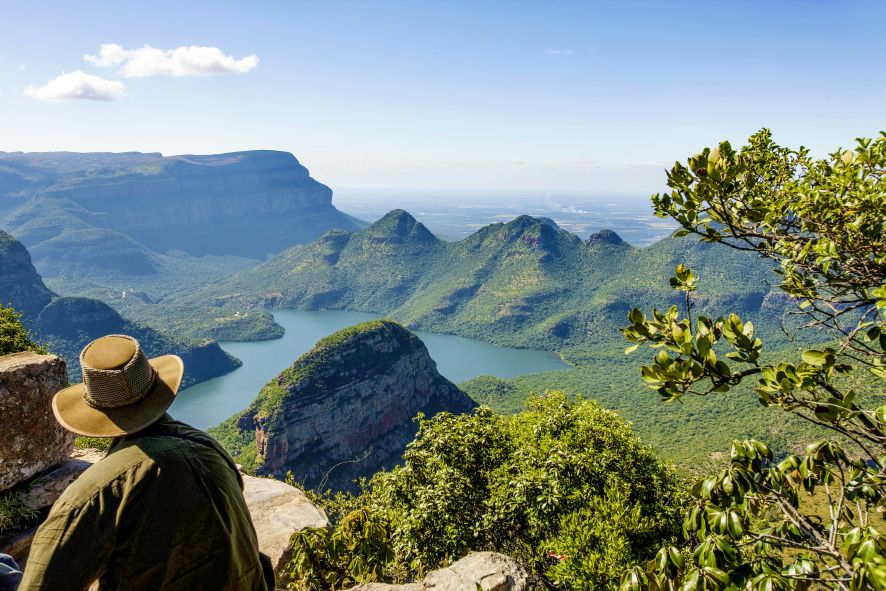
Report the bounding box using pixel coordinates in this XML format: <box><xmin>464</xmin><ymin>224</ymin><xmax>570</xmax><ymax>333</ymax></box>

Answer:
<box><xmin>801</xmin><ymin>350</ymin><xmax>828</xmax><ymax>365</ymax></box>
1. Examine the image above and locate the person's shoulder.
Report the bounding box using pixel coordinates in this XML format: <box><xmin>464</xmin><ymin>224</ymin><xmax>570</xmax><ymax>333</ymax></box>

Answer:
<box><xmin>56</xmin><ymin>443</ymin><xmax>168</xmax><ymax>509</ymax></box>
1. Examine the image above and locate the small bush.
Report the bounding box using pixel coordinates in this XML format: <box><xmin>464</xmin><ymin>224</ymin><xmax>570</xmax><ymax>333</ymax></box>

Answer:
<box><xmin>0</xmin><ymin>304</ymin><xmax>47</xmax><ymax>356</ymax></box>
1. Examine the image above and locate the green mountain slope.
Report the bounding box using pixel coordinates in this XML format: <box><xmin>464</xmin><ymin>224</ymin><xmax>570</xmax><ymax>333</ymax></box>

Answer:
<box><xmin>190</xmin><ymin>209</ymin><xmax>781</xmax><ymax>361</ymax></box>
<box><xmin>0</xmin><ymin>229</ymin><xmax>240</xmax><ymax>388</ymax></box>
<box><xmin>186</xmin><ymin>209</ymin><xmax>809</xmax><ymax>469</ymax></box>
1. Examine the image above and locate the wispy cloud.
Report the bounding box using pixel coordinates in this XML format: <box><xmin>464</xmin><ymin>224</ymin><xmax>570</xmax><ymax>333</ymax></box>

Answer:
<box><xmin>545</xmin><ymin>49</ymin><xmax>575</xmax><ymax>56</ymax></box>
<box><xmin>84</xmin><ymin>43</ymin><xmax>259</xmax><ymax>77</ymax></box>
<box><xmin>24</xmin><ymin>70</ymin><xmax>125</xmax><ymax>101</ymax></box>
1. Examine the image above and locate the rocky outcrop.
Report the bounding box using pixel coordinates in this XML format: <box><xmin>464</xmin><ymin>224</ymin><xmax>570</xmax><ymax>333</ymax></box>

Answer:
<box><xmin>243</xmin><ymin>475</ymin><xmax>329</xmax><ymax>574</ymax></box>
<box><xmin>0</xmin><ymin>352</ymin><xmax>72</xmax><ymax>491</ymax></box>
<box><xmin>347</xmin><ymin>552</ymin><xmax>529</xmax><ymax>591</ymax></box>
<box><xmin>232</xmin><ymin>320</ymin><xmax>476</xmax><ymax>490</ymax></box>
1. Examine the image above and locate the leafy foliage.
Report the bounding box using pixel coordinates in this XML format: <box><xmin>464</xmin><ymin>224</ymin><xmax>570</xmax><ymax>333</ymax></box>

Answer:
<box><xmin>286</xmin><ymin>393</ymin><xmax>685</xmax><ymax>590</ymax></box>
<box><xmin>620</xmin><ymin>130</ymin><xmax>886</xmax><ymax>591</ymax></box>
<box><xmin>0</xmin><ymin>304</ymin><xmax>47</xmax><ymax>355</ymax></box>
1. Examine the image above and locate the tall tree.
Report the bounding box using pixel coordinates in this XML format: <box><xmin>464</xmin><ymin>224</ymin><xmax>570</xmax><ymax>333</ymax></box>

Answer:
<box><xmin>622</xmin><ymin>130</ymin><xmax>886</xmax><ymax>591</ymax></box>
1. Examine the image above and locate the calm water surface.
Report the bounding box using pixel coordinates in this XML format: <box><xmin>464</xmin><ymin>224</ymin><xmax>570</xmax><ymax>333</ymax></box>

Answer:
<box><xmin>170</xmin><ymin>310</ymin><xmax>567</xmax><ymax>429</ymax></box>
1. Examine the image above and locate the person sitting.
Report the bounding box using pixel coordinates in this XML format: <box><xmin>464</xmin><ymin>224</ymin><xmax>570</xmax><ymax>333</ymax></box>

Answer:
<box><xmin>18</xmin><ymin>334</ymin><xmax>273</xmax><ymax>590</ymax></box>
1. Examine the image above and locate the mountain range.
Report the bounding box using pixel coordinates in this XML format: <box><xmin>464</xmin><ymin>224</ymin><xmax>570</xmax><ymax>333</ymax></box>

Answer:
<box><xmin>187</xmin><ymin>209</ymin><xmax>784</xmax><ymax>364</ymax></box>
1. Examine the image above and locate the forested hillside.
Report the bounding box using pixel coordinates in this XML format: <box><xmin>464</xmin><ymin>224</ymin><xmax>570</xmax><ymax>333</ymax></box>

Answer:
<box><xmin>190</xmin><ymin>209</ymin><xmax>783</xmax><ymax>362</ymax></box>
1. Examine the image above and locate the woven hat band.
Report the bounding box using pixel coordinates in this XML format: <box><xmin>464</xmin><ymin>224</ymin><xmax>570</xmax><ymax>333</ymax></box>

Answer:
<box><xmin>80</xmin><ymin>336</ymin><xmax>158</xmax><ymax>410</ymax></box>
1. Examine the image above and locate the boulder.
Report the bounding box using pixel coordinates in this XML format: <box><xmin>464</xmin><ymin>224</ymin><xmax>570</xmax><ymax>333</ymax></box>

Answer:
<box><xmin>0</xmin><ymin>353</ymin><xmax>71</xmax><ymax>491</ymax></box>
<box><xmin>17</xmin><ymin>450</ymin><xmax>104</xmax><ymax>510</ymax></box>
<box><xmin>348</xmin><ymin>552</ymin><xmax>529</xmax><ymax>591</ymax></box>
<box><xmin>241</xmin><ymin>474</ymin><xmax>329</xmax><ymax>576</ymax></box>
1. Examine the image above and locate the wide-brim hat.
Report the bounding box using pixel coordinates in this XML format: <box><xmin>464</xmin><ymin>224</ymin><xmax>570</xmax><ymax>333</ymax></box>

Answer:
<box><xmin>52</xmin><ymin>334</ymin><xmax>184</xmax><ymax>437</ymax></box>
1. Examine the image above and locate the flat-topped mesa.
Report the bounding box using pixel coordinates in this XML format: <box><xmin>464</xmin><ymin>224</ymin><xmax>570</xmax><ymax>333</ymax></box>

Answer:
<box><xmin>0</xmin><ymin>150</ymin><xmax>362</xmax><ymax>260</ymax></box>
<box><xmin>231</xmin><ymin>320</ymin><xmax>476</xmax><ymax>491</ymax></box>
<box><xmin>43</xmin><ymin>150</ymin><xmax>329</xmax><ymax>214</ymax></box>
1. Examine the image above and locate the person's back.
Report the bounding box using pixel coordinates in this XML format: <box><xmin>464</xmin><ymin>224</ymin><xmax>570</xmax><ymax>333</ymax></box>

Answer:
<box><xmin>21</xmin><ymin>415</ymin><xmax>270</xmax><ymax>590</ymax></box>
<box><xmin>17</xmin><ymin>335</ymin><xmax>271</xmax><ymax>591</ymax></box>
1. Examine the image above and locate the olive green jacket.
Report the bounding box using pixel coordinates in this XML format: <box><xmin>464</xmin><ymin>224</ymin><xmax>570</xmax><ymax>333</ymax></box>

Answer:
<box><xmin>19</xmin><ymin>414</ymin><xmax>271</xmax><ymax>591</ymax></box>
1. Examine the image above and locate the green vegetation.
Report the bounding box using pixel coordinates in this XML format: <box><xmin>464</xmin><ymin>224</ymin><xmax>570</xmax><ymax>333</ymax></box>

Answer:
<box><xmin>73</xmin><ymin>436</ymin><xmax>112</xmax><ymax>452</ymax></box>
<box><xmin>460</xmin><ymin>352</ymin><xmax>826</xmax><ymax>475</ymax></box>
<box><xmin>114</xmin><ymin>304</ymin><xmax>283</xmax><ymax>342</ymax></box>
<box><xmin>619</xmin><ymin>130</ymin><xmax>886</xmax><ymax>591</ymax></box>
<box><xmin>189</xmin><ymin>207</ymin><xmax>812</xmax><ymax>468</ymax></box>
<box><xmin>0</xmin><ymin>491</ymin><xmax>38</xmax><ymax>536</ymax></box>
<box><xmin>0</xmin><ymin>304</ymin><xmax>47</xmax><ymax>356</ymax></box>
<box><xmin>207</xmin><ymin>416</ymin><xmax>261</xmax><ymax>473</ymax></box>
<box><xmin>188</xmin><ymin>209</ymin><xmax>782</xmax><ymax>362</ymax></box>
<box><xmin>31</xmin><ymin>296</ymin><xmax>241</xmax><ymax>389</ymax></box>
<box><xmin>287</xmin><ymin>393</ymin><xmax>685</xmax><ymax>591</ymax></box>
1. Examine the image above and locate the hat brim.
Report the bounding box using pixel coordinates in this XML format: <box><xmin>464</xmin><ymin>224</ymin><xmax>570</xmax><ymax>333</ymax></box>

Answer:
<box><xmin>52</xmin><ymin>355</ymin><xmax>184</xmax><ymax>438</ymax></box>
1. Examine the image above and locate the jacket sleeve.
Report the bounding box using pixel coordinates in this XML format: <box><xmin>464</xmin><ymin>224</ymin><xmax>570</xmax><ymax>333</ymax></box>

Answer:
<box><xmin>18</xmin><ymin>485</ymin><xmax>121</xmax><ymax>591</ymax></box>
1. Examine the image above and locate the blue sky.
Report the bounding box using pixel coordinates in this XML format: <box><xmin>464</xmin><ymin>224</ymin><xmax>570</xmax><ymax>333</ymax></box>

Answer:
<box><xmin>1</xmin><ymin>0</ymin><xmax>884</xmax><ymax>193</ymax></box>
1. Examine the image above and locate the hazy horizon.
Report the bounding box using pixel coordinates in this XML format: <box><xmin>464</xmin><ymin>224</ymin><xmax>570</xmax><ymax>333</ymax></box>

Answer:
<box><xmin>2</xmin><ymin>0</ymin><xmax>884</xmax><ymax>194</ymax></box>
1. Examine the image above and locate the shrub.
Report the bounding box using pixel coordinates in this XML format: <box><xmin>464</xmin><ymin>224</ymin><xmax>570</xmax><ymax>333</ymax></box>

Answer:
<box><xmin>0</xmin><ymin>304</ymin><xmax>46</xmax><ymax>356</ymax></box>
<box><xmin>287</xmin><ymin>392</ymin><xmax>685</xmax><ymax>590</ymax></box>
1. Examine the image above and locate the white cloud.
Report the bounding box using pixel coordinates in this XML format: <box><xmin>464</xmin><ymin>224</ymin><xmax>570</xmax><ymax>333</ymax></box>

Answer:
<box><xmin>545</xmin><ymin>49</ymin><xmax>575</xmax><ymax>56</ymax></box>
<box><xmin>24</xmin><ymin>70</ymin><xmax>125</xmax><ymax>101</ymax></box>
<box><xmin>18</xmin><ymin>63</ymin><xmax>26</xmax><ymax>71</ymax></box>
<box><xmin>84</xmin><ymin>43</ymin><xmax>259</xmax><ymax>77</ymax></box>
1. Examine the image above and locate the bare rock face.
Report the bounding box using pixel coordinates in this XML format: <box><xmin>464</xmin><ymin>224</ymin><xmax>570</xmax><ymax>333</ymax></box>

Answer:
<box><xmin>232</xmin><ymin>320</ymin><xmax>476</xmax><ymax>491</ymax></box>
<box><xmin>347</xmin><ymin>552</ymin><xmax>529</xmax><ymax>591</ymax></box>
<box><xmin>0</xmin><ymin>352</ymin><xmax>72</xmax><ymax>491</ymax></box>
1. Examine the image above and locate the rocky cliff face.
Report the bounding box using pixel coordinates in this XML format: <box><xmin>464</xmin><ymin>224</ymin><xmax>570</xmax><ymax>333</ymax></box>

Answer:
<box><xmin>231</xmin><ymin>320</ymin><xmax>476</xmax><ymax>490</ymax></box>
<box><xmin>0</xmin><ymin>230</ymin><xmax>54</xmax><ymax>320</ymax></box>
